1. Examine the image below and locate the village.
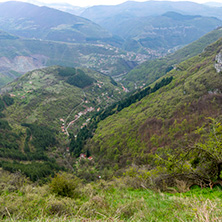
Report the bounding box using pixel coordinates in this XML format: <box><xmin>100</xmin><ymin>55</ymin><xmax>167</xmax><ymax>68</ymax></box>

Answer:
<box><xmin>59</xmin><ymin>79</ymin><xmax>123</xmax><ymax>137</ymax></box>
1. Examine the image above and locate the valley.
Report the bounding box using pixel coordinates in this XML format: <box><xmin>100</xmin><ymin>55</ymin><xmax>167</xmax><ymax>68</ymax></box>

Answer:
<box><xmin>0</xmin><ymin>0</ymin><xmax>222</xmax><ymax>221</ymax></box>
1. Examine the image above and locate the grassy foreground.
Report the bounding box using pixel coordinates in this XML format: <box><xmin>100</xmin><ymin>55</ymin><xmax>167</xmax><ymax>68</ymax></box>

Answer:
<box><xmin>1</xmin><ymin>170</ymin><xmax>222</xmax><ymax>222</ymax></box>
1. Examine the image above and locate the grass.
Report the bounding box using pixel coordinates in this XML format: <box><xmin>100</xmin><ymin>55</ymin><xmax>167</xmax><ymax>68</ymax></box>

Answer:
<box><xmin>1</xmin><ymin>171</ymin><xmax>222</xmax><ymax>222</ymax></box>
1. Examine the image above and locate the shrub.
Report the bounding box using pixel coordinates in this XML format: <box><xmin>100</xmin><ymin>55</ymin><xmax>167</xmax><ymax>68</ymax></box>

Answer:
<box><xmin>49</xmin><ymin>172</ymin><xmax>81</xmax><ymax>198</ymax></box>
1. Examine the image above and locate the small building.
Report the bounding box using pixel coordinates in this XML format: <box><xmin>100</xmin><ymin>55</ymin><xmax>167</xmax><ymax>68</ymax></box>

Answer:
<box><xmin>80</xmin><ymin>154</ymin><xmax>86</xmax><ymax>159</ymax></box>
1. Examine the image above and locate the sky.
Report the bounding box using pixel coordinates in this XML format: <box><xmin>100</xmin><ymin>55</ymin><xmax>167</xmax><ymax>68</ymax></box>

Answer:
<box><xmin>0</xmin><ymin>0</ymin><xmax>219</xmax><ymax>7</ymax></box>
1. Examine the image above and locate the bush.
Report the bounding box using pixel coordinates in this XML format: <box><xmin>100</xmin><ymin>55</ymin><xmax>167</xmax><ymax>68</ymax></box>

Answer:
<box><xmin>50</xmin><ymin>172</ymin><xmax>81</xmax><ymax>198</ymax></box>
<box><xmin>2</xmin><ymin>94</ymin><xmax>14</xmax><ymax>106</ymax></box>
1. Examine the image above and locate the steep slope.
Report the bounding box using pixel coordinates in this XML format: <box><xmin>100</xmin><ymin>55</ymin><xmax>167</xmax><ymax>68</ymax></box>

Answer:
<box><xmin>84</xmin><ymin>36</ymin><xmax>222</xmax><ymax>172</ymax></box>
<box><xmin>123</xmin><ymin>27</ymin><xmax>222</xmax><ymax>89</ymax></box>
<box><xmin>0</xmin><ymin>1</ymin><xmax>113</xmax><ymax>44</ymax></box>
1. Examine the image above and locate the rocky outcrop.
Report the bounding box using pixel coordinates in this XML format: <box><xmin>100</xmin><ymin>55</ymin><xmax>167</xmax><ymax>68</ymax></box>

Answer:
<box><xmin>0</xmin><ymin>55</ymin><xmax>48</xmax><ymax>74</ymax></box>
<box><xmin>215</xmin><ymin>51</ymin><xmax>222</xmax><ymax>73</ymax></box>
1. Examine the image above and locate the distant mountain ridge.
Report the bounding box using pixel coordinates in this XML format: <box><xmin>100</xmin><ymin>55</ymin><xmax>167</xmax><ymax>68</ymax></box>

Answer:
<box><xmin>123</xmin><ymin>27</ymin><xmax>222</xmax><ymax>89</ymax></box>
<box><xmin>0</xmin><ymin>1</ymin><xmax>112</xmax><ymax>44</ymax></box>
<box><xmin>81</xmin><ymin>1</ymin><xmax>222</xmax><ymax>21</ymax></box>
<box><xmin>80</xmin><ymin>1</ymin><xmax>222</xmax><ymax>53</ymax></box>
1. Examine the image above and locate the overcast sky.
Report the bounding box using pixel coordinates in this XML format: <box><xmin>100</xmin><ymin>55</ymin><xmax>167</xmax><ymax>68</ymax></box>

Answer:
<box><xmin>0</xmin><ymin>0</ymin><xmax>219</xmax><ymax>7</ymax></box>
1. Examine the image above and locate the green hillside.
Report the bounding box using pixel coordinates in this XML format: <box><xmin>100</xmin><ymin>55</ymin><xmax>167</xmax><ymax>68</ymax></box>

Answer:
<box><xmin>123</xmin><ymin>27</ymin><xmax>222</xmax><ymax>89</ymax></box>
<box><xmin>83</xmin><ymin>36</ymin><xmax>222</xmax><ymax>184</ymax></box>
<box><xmin>1</xmin><ymin>33</ymin><xmax>222</xmax><ymax>222</ymax></box>
<box><xmin>1</xmin><ymin>66</ymin><xmax>123</xmax><ymax>130</ymax></box>
<box><xmin>0</xmin><ymin>66</ymin><xmax>124</xmax><ymax>180</ymax></box>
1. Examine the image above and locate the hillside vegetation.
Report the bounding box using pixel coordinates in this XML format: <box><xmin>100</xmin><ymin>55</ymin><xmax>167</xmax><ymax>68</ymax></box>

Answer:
<box><xmin>1</xmin><ymin>170</ymin><xmax>222</xmax><ymax>221</ymax></box>
<box><xmin>1</xmin><ymin>14</ymin><xmax>222</xmax><ymax>222</ymax></box>
<box><xmin>84</xmin><ymin>36</ymin><xmax>222</xmax><ymax>187</ymax></box>
<box><xmin>123</xmin><ymin>27</ymin><xmax>222</xmax><ymax>89</ymax></box>
<box><xmin>0</xmin><ymin>33</ymin><xmax>139</xmax><ymax>87</ymax></box>
<box><xmin>0</xmin><ymin>66</ymin><xmax>123</xmax><ymax>179</ymax></box>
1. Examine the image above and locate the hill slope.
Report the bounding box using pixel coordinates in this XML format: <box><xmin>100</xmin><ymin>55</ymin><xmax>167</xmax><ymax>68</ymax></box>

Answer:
<box><xmin>1</xmin><ymin>66</ymin><xmax>123</xmax><ymax>130</ymax></box>
<box><xmin>0</xmin><ymin>1</ymin><xmax>113</xmax><ymax>44</ymax></box>
<box><xmin>0</xmin><ymin>66</ymin><xmax>124</xmax><ymax>179</ymax></box>
<box><xmin>83</xmin><ymin>36</ymin><xmax>222</xmax><ymax>173</ymax></box>
<box><xmin>123</xmin><ymin>27</ymin><xmax>222</xmax><ymax>89</ymax></box>
<box><xmin>0</xmin><ymin>31</ymin><xmax>141</xmax><ymax>87</ymax></box>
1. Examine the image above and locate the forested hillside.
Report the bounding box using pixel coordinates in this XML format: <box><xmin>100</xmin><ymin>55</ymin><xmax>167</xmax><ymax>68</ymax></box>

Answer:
<box><xmin>123</xmin><ymin>27</ymin><xmax>222</xmax><ymax>89</ymax></box>
<box><xmin>1</xmin><ymin>32</ymin><xmax>222</xmax><ymax>222</ymax></box>
<box><xmin>82</xmin><ymin>36</ymin><xmax>222</xmax><ymax>187</ymax></box>
<box><xmin>0</xmin><ymin>66</ymin><xmax>123</xmax><ymax>180</ymax></box>
<box><xmin>1</xmin><ymin>2</ymin><xmax>222</xmax><ymax>221</ymax></box>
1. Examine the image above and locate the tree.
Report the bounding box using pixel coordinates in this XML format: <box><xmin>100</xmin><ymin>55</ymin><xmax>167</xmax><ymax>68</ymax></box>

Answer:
<box><xmin>154</xmin><ymin>118</ymin><xmax>222</xmax><ymax>188</ymax></box>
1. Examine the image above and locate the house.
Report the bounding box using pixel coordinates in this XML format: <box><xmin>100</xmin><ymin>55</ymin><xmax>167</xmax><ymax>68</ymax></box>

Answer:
<box><xmin>81</xmin><ymin>123</ymin><xmax>87</xmax><ymax>129</ymax></box>
<box><xmin>80</xmin><ymin>154</ymin><xmax>86</xmax><ymax>159</ymax></box>
<box><xmin>88</xmin><ymin>156</ymin><xmax>93</xmax><ymax>160</ymax></box>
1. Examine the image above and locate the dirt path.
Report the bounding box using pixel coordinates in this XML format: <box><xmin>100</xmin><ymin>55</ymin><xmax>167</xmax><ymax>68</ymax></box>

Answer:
<box><xmin>64</xmin><ymin>90</ymin><xmax>86</xmax><ymax>136</ymax></box>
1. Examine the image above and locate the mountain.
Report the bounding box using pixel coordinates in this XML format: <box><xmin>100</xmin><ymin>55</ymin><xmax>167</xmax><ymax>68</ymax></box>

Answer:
<box><xmin>0</xmin><ymin>66</ymin><xmax>124</xmax><ymax>179</ymax></box>
<box><xmin>81</xmin><ymin>1</ymin><xmax>222</xmax><ymax>22</ymax></box>
<box><xmin>78</xmin><ymin>35</ymin><xmax>222</xmax><ymax>175</ymax></box>
<box><xmin>81</xmin><ymin>1</ymin><xmax>222</xmax><ymax>53</ymax></box>
<box><xmin>106</xmin><ymin>12</ymin><xmax>222</xmax><ymax>53</ymax></box>
<box><xmin>0</xmin><ymin>30</ymin><xmax>141</xmax><ymax>88</ymax></box>
<box><xmin>46</xmin><ymin>3</ymin><xmax>87</xmax><ymax>16</ymax></box>
<box><xmin>204</xmin><ymin>2</ymin><xmax>222</xmax><ymax>7</ymax></box>
<box><xmin>0</xmin><ymin>1</ymin><xmax>113</xmax><ymax>44</ymax></box>
<box><xmin>122</xmin><ymin>27</ymin><xmax>222</xmax><ymax>89</ymax></box>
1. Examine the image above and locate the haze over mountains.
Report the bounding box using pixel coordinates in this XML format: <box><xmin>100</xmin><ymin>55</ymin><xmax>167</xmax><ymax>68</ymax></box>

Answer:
<box><xmin>1</xmin><ymin>1</ymin><xmax>222</xmax><ymax>220</ymax></box>
<box><xmin>0</xmin><ymin>1</ymin><xmax>222</xmax><ymax>87</ymax></box>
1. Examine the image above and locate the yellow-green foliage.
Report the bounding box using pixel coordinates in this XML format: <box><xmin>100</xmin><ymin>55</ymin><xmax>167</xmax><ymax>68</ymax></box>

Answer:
<box><xmin>1</xmin><ymin>170</ymin><xmax>222</xmax><ymax>221</ymax></box>
<box><xmin>87</xmin><ymin>37</ymin><xmax>222</xmax><ymax>172</ymax></box>
<box><xmin>49</xmin><ymin>172</ymin><xmax>81</xmax><ymax>198</ymax></box>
